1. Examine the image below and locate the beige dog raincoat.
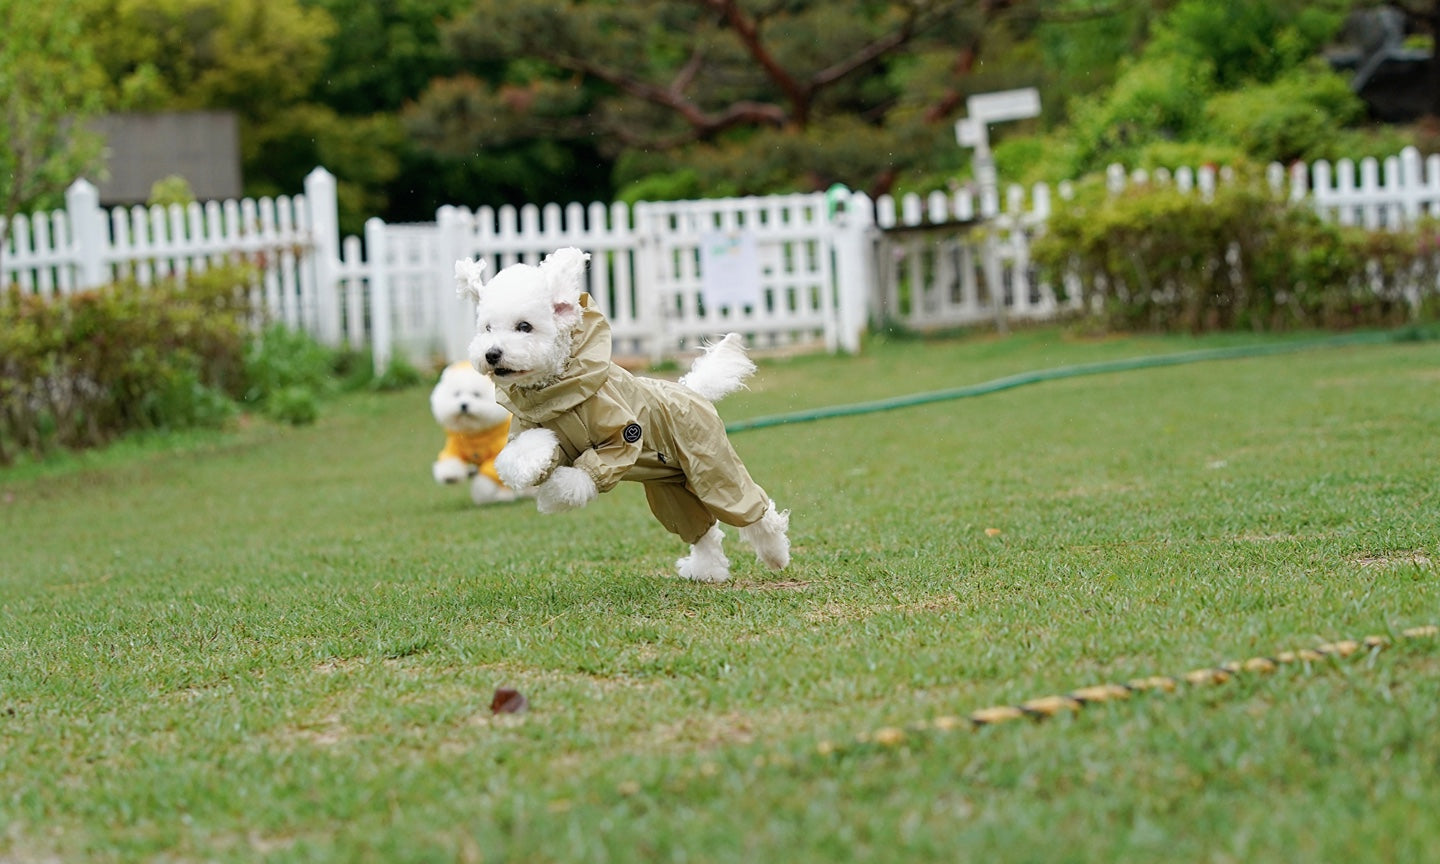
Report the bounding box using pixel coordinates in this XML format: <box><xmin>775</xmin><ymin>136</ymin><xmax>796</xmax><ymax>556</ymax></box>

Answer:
<box><xmin>494</xmin><ymin>295</ymin><xmax>769</xmax><ymax>543</ymax></box>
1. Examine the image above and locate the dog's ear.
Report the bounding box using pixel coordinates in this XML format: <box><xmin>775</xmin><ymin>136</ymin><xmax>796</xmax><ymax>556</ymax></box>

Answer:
<box><xmin>454</xmin><ymin>258</ymin><xmax>488</xmax><ymax>300</ymax></box>
<box><xmin>540</xmin><ymin>247</ymin><xmax>590</xmax><ymax>327</ymax></box>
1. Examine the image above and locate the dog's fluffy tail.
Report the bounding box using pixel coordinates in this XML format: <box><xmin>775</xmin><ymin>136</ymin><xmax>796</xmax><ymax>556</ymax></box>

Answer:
<box><xmin>679</xmin><ymin>333</ymin><xmax>755</xmax><ymax>402</ymax></box>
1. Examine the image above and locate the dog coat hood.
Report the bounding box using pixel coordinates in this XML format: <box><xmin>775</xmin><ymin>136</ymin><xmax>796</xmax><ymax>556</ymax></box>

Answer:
<box><xmin>492</xmin><ymin>294</ymin><xmax>613</xmax><ymax>422</ymax></box>
<box><xmin>492</xmin><ymin>294</ymin><xmax>769</xmax><ymax>543</ymax></box>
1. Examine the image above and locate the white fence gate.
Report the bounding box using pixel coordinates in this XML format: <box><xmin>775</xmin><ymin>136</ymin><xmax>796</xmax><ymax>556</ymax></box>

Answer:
<box><xmin>5</xmin><ymin>147</ymin><xmax>1440</xmax><ymax>372</ymax></box>
<box><xmin>352</xmin><ymin>192</ymin><xmax>874</xmax><ymax>369</ymax></box>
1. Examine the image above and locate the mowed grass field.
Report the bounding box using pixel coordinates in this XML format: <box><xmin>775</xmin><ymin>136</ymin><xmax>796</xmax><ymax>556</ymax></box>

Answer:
<box><xmin>2</xmin><ymin>328</ymin><xmax>1438</xmax><ymax>863</ymax></box>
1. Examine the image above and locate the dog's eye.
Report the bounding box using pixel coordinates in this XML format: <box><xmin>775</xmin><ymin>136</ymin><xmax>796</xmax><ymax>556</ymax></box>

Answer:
<box><xmin>484</xmin><ymin>324</ymin><xmax>491</xmax><ymax>332</ymax></box>
<box><xmin>516</xmin><ymin>321</ymin><xmax>532</xmax><ymax>333</ymax></box>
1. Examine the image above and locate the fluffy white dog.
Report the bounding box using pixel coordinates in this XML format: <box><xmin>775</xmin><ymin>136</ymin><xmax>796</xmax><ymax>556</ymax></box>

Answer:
<box><xmin>429</xmin><ymin>360</ymin><xmax>518</xmax><ymax>505</ymax></box>
<box><xmin>455</xmin><ymin>248</ymin><xmax>790</xmax><ymax>583</ymax></box>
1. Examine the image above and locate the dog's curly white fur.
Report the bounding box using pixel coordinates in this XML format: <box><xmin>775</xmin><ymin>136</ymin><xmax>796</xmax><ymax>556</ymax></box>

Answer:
<box><xmin>739</xmin><ymin>500</ymin><xmax>790</xmax><ymax>570</ymax></box>
<box><xmin>678</xmin><ymin>333</ymin><xmax>755</xmax><ymax>402</ymax></box>
<box><xmin>465</xmin><ymin>246</ymin><xmax>791</xmax><ymax>582</ymax></box>
<box><xmin>534</xmin><ymin>465</ymin><xmax>599</xmax><ymax>514</ymax></box>
<box><xmin>494</xmin><ymin>427</ymin><xmax>561</xmax><ymax>490</ymax></box>
<box><xmin>676</xmin><ymin>523</ymin><xmax>731</xmax><ymax>584</ymax></box>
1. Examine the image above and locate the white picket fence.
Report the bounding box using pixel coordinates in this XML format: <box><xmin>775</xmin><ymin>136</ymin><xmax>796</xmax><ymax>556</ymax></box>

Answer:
<box><xmin>873</xmin><ymin>147</ymin><xmax>1440</xmax><ymax>334</ymax></box>
<box><xmin>0</xmin><ymin>173</ymin><xmax>335</xmax><ymax>331</ymax></box>
<box><xmin>4</xmin><ymin>147</ymin><xmax>1439</xmax><ymax>371</ymax></box>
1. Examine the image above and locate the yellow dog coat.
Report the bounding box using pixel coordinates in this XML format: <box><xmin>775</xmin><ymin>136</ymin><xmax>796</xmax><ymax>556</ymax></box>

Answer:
<box><xmin>437</xmin><ymin>421</ymin><xmax>510</xmax><ymax>484</ymax></box>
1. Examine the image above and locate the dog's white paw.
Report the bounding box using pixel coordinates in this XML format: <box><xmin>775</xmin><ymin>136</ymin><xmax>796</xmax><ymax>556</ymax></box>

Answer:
<box><xmin>739</xmin><ymin>501</ymin><xmax>790</xmax><ymax>570</ymax></box>
<box><xmin>676</xmin><ymin>524</ymin><xmax>731</xmax><ymax>583</ymax></box>
<box><xmin>469</xmin><ymin>475</ymin><xmax>515</xmax><ymax>505</ymax></box>
<box><xmin>495</xmin><ymin>428</ymin><xmax>560</xmax><ymax>489</ymax></box>
<box><xmin>534</xmin><ymin>466</ymin><xmax>598</xmax><ymax>514</ymax></box>
<box><xmin>433</xmin><ymin>457</ymin><xmax>470</xmax><ymax>485</ymax></box>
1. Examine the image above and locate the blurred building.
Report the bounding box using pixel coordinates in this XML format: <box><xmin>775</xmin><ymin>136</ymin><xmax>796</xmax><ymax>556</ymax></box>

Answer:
<box><xmin>1328</xmin><ymin>5</ymin><xmax>1435</xmax><ymax>123</ymax></box>
<box><xmin>89</xmin><ymin>111</ymin><xmax>243</xmax><ymax>206</ymax></box>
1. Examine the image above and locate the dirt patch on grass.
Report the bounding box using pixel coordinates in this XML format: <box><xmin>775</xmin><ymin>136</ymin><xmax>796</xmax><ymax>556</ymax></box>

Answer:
<box><xmin>745</xmin><ymin>579</ymin><xmax>816</xmax><ymax>591</ymax></box>
<box><xmin>1236</xmin><ymin>532</ymin><xmax>1323</xmax><ymax>543</ymax></box>
<box><xmin>649</xmin><ymin>711</ymin><xmax>758</xmax><ymax>748</ymax></box>
<box><xmin>285</xmin><ymin>713</ymin><xmax>351</xmax><ymax>747</ymax></box>
<box><xmin>1046</xmin><ymin>482</ymin><xmax>1140</xmax><ymax>500</ymax></box>
<box><xmin>313</xmin><ymin>657</ymin><xmax>368</xmax><ymax>675</ymax></box>
<box><xmin>804</xmin><ymin>593</ymin><xmax>962</xmax><ymax>624</ymax></box>
<box><xmin>1351</xmin><ymin>551</ymin><xmax>1433</xmax><ymax>569</ymax></box>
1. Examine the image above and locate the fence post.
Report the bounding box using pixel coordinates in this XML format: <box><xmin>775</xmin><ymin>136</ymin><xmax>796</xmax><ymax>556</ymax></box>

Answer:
<box><xmin>66</xmin><ymin>179</ymin><xmax>108</xmax><ymax>289</ymax></box>
<box><xmin>437</xmin><ymin>204</ymin><xmax>476</xmax><ymax>362</ymax></box>
<box><xmin>365</xmin><ymin>217</ymin><xmax>392</xmax><ymax>376</ymax></box>
<box><xmin>304</xmin><ymin>167</ymin><xmax>343</xmax><ymax>346</ymax></box>
<box><xmin>631</xmin><ymin>201</ymin><xmax>667</xmax><ymax>365</ymax></box>
<box><xmin>830</xmin><ymin>189</ymin><xmax>874</xmax><ymax>353</ymax></box>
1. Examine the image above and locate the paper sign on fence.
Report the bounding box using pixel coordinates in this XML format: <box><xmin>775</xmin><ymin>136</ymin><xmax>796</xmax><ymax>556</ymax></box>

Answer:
<box><xmin>699</xmin><ymin>231</ymin><xmax>762</xmax><ymax>310</ymax></box>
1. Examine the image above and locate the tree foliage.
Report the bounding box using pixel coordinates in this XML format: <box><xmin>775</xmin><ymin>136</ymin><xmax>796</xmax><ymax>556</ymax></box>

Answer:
<box><xmin>301</xmin><ymin>0</ymin><xmax>471</xmax><ymax>115</ymax></box>
<box><xmin>81</xmin><ymin>0</ymin><xmax>334</xmax><ymax>113</ymax></box>
<box><xmin>1381</xmin><ymin>0</ymin><xmax>1440</xmax><ymax>118</ymax></box>
<box><xmin>406</xmin><ymin>0</ymin><xmax>1033</xmax><ymax>199</ymax></box>
<box><xmin>0</xmin><ymin>0</ymin><xmax>105</xmax><ymax>270</ymax></box>
<box><xmin>994</xmin><ymin>0</ymin><xmax>1416</xmax><ymax>185</ymax></box>
<box><xmin>76</xmin><ymin>0</ymin><xmax>404</xmax><ymax>234</ymax></box>
<box><xmin>7</xmin><ymin>0</ymin><xmax>1431</xmax><ymax>228</ymax></box>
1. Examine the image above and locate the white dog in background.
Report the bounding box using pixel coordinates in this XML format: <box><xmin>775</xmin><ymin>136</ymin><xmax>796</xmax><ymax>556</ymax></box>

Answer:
<box><xmin>455</xmin><ymin>247</ymin><xmax>790</xmax><ymax>583</ymax></box>
<box><xmin>429</xmin><ymin>361</ymin><xmax>517</xmax><ymax>505</ymax></box>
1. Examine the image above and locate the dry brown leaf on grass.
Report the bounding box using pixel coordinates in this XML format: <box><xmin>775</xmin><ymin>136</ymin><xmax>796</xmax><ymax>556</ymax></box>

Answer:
<box><xmin>491</xmin><ymin>687</ymin><xmax>528</xmax><ymax>714</ymax></box>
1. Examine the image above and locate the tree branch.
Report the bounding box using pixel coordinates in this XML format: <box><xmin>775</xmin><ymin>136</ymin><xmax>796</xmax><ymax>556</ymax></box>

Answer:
<box><xmin>695</xmin><ymin>0</ymin><xmax>810</xmax><ymax>124</ymax></box>
<box><xmin>921</xmin><ymin>43</ymin><xmax>979</xmax><ymax>123</ymax></box>
<box><xmin>806</xmin><ymin>1</ymin><xmax>969</xmax><ymax>92</ymax></box>
<box><xmin>557</xmin><ymin>53</ymin><xmax>787</xmax><ymax>139</ymax></box>
<box><xmin>671</xmin><ymin>46</ymin><xmax>706</xmax><ymax>96</ymax></box>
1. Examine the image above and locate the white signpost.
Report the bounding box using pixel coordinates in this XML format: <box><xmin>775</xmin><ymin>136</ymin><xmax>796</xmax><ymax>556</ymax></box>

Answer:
<box><xmin>954</xmin><ymin>87</ymin><xmax>1041</xmax><ymax>333</ymax></box>
<box><xmin>955</xmin><ymin>87</ymin><xmax>1041</xmax><ymax>215</ymax></box>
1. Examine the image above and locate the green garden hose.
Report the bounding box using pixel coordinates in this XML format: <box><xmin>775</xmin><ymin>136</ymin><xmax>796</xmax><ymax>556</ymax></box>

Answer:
<box><xmin>726</xmin><ymin>328</ymin><xmax>1431</xmax><ymax>434</ymax></box>
<box><xmin>718</xmin><ymin>325</ymin><xmax>1437</xmax><ymax>746</ymax></box>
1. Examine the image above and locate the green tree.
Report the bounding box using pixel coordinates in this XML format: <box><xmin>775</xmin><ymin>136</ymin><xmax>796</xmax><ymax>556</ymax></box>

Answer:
<box><xmin>301</xmin><ymin>0</ymin><xmax>471</xmax><ymax>115</ymax></box>
<box><xmin>1054</xmin><ymin>0</ymin><xmax>1359</xmax><ymax>175</ymax></box>
<box><xmin>293</xmin><ymin>0</ymin><xmax>547</xmax><ymax>225</ymax></box>
<box><xmin>0</xmin><ymin>0</ymin><xmax>105</xmax><ymax>276</ymax></box>
<box><xmin>406</xmin><ymin>0</ymin><xmax>1036</xmax><ymax>201</ymax></box>
<box><xmin>75</xmin><ymin>0</ymin><xmax>401</xmax><ymax>233</ymax></box>
<box><xmin>81</xmin><ymin>0</ymin><xmax>333</xmax><ymax>113</ymax></box>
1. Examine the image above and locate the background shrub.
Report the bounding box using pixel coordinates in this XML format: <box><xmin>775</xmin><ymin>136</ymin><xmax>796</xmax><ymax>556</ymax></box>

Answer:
<box><xmin>1202</xmin><ymin>63</ymin><xmax>1365</xmax><ymax>164</ymax></box>
<box><xmin>370</xmin><ymin>354</ymin><xmax>424</xmax><ymax>392</ymax></box>
<box><xmin>0</xmin><ymin>267</ymin><xmax>437</xmax><ymax>464</ymax></box>
<box><xmin>1033</xmin><ymin>176</ymin><xmax>1439</xmax><ymax>333</ymax></box>
<box><xmin>0</xmin><ymin>268</ymin><xmax>254</xmax><ymax>464</ymax></box>
<box><xmin>241</xmin><ymin>323</ymin><xmax>337</xmax><ymax>424</ymax></box>
<box><xmin>263</xmin><ymin>385</ymin><xmax>320</xmax><ymax>426</ymax></box>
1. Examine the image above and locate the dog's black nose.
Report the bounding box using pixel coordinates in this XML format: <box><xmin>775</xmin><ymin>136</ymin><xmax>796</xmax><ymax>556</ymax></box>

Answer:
<box><xmin>484</xmin><ymin>348</ymin><xmax>502</xmax><ymax>365</ymax></box>
<box><xmin>459</xmin><ymin>402</ymin><xmax>469</xmax><ymax>414</ymax></box>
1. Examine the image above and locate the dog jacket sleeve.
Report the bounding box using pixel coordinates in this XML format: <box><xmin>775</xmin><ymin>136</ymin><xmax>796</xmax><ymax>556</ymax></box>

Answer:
<box><xmin>565</xmin><ymin>388</ymin><xmax>643</xmax><ymax>493</ymax></box>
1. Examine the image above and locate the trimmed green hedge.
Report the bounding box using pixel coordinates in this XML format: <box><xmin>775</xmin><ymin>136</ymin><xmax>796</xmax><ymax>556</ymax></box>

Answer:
<box><xmin>1</xmin><ymin>268</ymin><xmax>427</xmax><ymax>465</ymax></box>
<box><xmin>0</xmin><ymin>270</ymin><xmax>253</xmax><ymax>464</ymax></box>
<box><xmin>1033</xmin><ymin>175</ymin><xmax>1440</xmax><ymax>333</ymax></box>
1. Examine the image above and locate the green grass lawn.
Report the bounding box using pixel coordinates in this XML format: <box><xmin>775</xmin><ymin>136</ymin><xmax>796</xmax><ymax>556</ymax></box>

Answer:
<box><xmin>2</xmin><ymin>328</ymin><xmax>1438</xmax><ymax>863</ymax></box>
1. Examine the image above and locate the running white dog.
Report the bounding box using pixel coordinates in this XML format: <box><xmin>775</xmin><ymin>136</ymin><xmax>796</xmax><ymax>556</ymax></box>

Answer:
<box><xmin>455</xmin><ymin>247</ymin><xmax>790</xmax><ymax>583</ymax></box>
